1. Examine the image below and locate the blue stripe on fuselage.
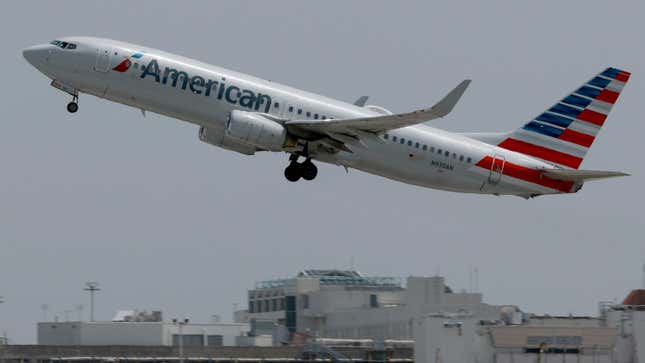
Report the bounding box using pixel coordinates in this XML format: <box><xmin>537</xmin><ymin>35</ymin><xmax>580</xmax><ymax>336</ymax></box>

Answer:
<box><xmin>549</xmin><ymin>103</ymin><xmax>582</xmax><ymax>119</ymax></box>
<box><xmin>535</xmin><ymin>112</ymin><xmax>573</xmax><ymax>128</ymax></box>
<box><xmin>562</xmin><ymin>94</ymin><xmax>592</xmax><ymax>108</ymax></box>
<box><xmin>588</xmin><ymin>76</ymin><xmax>611</xmax><ymax>88</ymax></box>
<box><xmin>523</xmin><ymin>121</ymin><xmax>564</xmax><ymax>138</ymax></box>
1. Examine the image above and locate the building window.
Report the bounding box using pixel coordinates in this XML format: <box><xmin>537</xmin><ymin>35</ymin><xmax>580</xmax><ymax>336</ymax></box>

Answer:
<box><xmin>392</xmin><ymin>136</ymin><xmax>397</xmax><ymax>142</ymax></box>
<box><xmin>384</xmin><ymin>134</ymin><xmax>389</xmax><ymax>140</ymax></box>
<box><xmin>300</xmin><ymin>294</ymin><xmax>309</xmax><ymax>309</ymax></box>
<box><xmin>437</xmin><ymin>149</ymin><xmax>442</xmax><ymax>154</ymax></box>
<box><xmin>430</xmin><ymin>146</ymin><xmax>435</xmax><ymax>152</ymax></box>
<box><xmin>297</xmin><ymin>109</ymin><xmax>303</xmax><ymax>115</ymax></box>
<box><xmin>444</xmin><ymin>151</ymin><xmax>449</xmax><ymax>157</ymax></box>
<box><xmin>407</xmin><ymin>140</ymin><xmax>412</xmax><ymax>146</ymax></box>
<box><xmin>415</xmin><ymin>142</ymin><xmax>420</xmax><ymax>148</ymax></box>
<box><xmin>467</xmin><ymin>157</ymin><xmax>472</xmax><ymax>163</ymax></box>
<box><xmin>459</xmin><ymin>155</ymin><xmax>464</xmax><ymax>161</ymax></box>
<box><xmin>207</xmin><ymin>335</ymin><xmax>223</xmax><ymax>347</ymax></box>
<box><xmin>314</xmin><ymin>114</ymin><xmax>319</xmax><ymax>119</ymax></box>
<box><xmin>274</xmin><ymin>102</ymin><xmax>280</xmax><ymax>109</ymax></box>
<box><xmin>272</xmin><ymin>299</ymin><xmax>278</xmax><ymax>311</ymax></box>
<box><xmin>306</xmin><ymin>111</ymin><xmax>311</xmax><ymax>117</ymax></box>
<box><xmin>322</xmin><ymin>116</ymin><xmax>327</xmax><ymax>120</ymax></box>
<box><xmin>422</xmin><ymin>145</ymin><xmax>427</xmax><ymax>150</ymax></box>
<box><xmin>289</xmin><ymin>106</ymin><xmax>294</xmax><ymax>112</ymax></box>
<box><xmin>400</xmin><ymin>138</ymin><xmax>405</xmax><ymax>144</ymax></box>
<box><xmin>264</xmin><ymin>300</ymin><xmax>270</xmax><ymax>312</ymax></box>
<box><xmin>173</xmin><ymin>335</ymin><xmax>204</xmax><ymax>347</ymax></box>
<box><xmin>249</xmin><ymin>301</ymin><xmax>255</xmax><ymax>313</ymax></box>
<box><xmin>369</xmin><ymin>294</ymin><xmax>378</xmax><ymax>308</ymax></box>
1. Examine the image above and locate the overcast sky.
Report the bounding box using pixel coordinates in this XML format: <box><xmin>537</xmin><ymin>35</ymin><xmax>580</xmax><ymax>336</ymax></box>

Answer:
<box><xmin>1</xmin><ymin>1</ymin><xmax>644</xmax><ymax>343</ymax></box>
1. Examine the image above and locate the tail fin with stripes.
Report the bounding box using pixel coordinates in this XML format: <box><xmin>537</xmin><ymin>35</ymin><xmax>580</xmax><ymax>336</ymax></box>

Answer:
<box><xmin>499</xmin><ymin>67</ymin><xmax>630</xmax><ymax>169</ymax></box>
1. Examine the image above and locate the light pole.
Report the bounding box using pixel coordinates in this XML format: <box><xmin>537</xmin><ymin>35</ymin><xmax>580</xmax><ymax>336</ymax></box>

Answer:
<box><xmin>172</xmin><ymin>318</ymin><xmax>189</xmax><ymax>363</ymax></box>
<box><xmin>84</xmin><ymin>282</ymin><xmax>100</xmax><ymax>322</ymax></box>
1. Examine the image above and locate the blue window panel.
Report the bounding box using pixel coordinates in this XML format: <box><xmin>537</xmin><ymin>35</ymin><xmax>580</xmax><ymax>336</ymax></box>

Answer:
<box><xmin>562</xmin><ymin>94</ymin><xmax>592</xmax><ymax>108</ymax></box>
<box><xmin>575</xmin><ymin>86</ymin><xmax>601</xmax><ymax>99</ymax></box>
<box><xmin>523</xmin><ymin>121</ymin><xmax>564</xmax><ymax>138</ymax></box>
<box><xmin>549</xmin><ymin>103</ymin><xmax>582</xmax><ymax>118</ymax></box>
<box><xmin>588</xmin><ymin>76</ymin><xmax>611</xmax><ymax>89</ymax></box>
<box><xmin>601</xmin><ymin>68</ymin><xmax>620</xmax><ymax>79</ymax></box>
<box><xmin>535</xmin><ymin>112</ymin><xmax>573</xmax><ymax>128</ymax></box>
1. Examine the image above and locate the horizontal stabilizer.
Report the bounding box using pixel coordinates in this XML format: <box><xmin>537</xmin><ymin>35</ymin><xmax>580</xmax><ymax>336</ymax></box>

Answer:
<box><xmin>541</xmin><ymin>169</ymin><xmax>629</xmax><ymax>182</ymax></box>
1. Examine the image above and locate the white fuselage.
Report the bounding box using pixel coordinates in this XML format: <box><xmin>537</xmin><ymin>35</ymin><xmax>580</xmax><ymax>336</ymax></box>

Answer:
<box><xmin>24</xmin><ymin>37</ymin><xmax>574</xmax><ymax>197</ymax></box>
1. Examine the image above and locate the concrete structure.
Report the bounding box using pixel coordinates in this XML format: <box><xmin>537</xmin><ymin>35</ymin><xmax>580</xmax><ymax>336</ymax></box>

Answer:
<box><xmin>236</xmin><ymin>270</ymin><xmax>502</xmax><ymax>341</ymax></box>
<box><xmin>413</xmin><ymin>289</ymin><xmax>645</xmax><ymax>363</ymax></box>
<box><xmin>38</xmin><ymin>320</ymin><xmax>249</xmax><ymax>346</ymax></box>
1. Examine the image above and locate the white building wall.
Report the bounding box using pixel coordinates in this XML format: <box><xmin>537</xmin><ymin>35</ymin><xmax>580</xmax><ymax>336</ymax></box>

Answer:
<box><xmin>414</xmin><ymin>316</ymin><xmax>492</xmax><ymax>363</ymax></box>
<box><xmin>80</xmin><ymin>322</ymin><xmax>163</xmax><ymax>345</ymax></box>
<box><xmin>38</xmin><ymin>322</ymin><xmax>249</xmax><ymax>346</ymax></box>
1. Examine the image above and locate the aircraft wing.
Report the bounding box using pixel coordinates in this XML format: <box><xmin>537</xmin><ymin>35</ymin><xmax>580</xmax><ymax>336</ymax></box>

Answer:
<box><xmin>541</xmin><ymin>169</ymin><xmax>629</xmax><ymax>182</ymax></box>
<box><xmin>286</xmin><ymin>80</ymin><xmax>471</xmax><ymax>136</ymax></box>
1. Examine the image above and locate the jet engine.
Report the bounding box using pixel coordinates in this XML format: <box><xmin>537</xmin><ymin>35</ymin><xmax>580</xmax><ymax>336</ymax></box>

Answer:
<box><xmin>198</xmin><ymin>125</ymin><xmax>256</xmax><ymax>155</ymax></box>
<box><xmin>225</xmin><ymin>110</ymin><xmax>287</xmax><ymax>152</ymax></box>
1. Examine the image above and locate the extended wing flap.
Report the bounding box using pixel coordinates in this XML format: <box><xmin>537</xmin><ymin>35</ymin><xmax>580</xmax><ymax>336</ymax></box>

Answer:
<box><xmin>542</xmin><ymin>169</ymin><xmax>629</xmax><ymax>182</ymax></box>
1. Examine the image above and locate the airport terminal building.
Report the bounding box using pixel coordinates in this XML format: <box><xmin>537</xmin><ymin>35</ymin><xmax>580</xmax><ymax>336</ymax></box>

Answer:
<box><xmin>234</xmin><ymin>269</ymin><xmax>501</xmax><ymax>341</ymax></box>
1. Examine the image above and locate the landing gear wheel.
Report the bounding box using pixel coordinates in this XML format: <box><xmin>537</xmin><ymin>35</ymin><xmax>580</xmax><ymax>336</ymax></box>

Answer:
<box><xmin>66</xmin><ymin>102</ymin><xmax>78</xmax><ymax>113</ymax></box>
<box><xmin>284</xmin><ymin>162</ymin><xmax>302</xmax><ymax>182</ymax></box>
<box><xmin>301</xmin><ymin>160</ymin><xmax>318</xmax><ymax>181</ymax></box>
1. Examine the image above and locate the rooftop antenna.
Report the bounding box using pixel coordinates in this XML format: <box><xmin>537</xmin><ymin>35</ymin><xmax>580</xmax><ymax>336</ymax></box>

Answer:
<box><xmin>474</xmin><ymin>267</ymin><xmax>479</xmax><ymax>293</ymax></box>
<box><xmin>76</xmin><ymin>304</ymin><xmax>84</xmax><ymax>322</ymax></box>
<box><xmin>84</xmin><ymin>282</ymin><xmax>101</xmax><ymax>322</ymax></box>
<box><xmin>41</xmin><ymin>304</ymin><xmax>49</xmax><ymax>322</ymax></box>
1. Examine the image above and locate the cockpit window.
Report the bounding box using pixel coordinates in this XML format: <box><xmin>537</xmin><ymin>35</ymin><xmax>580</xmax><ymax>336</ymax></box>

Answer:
<box><xmin>49</xmin><ymin>40</ymin><xmax>77</xmax><ymax>50</ymax></box>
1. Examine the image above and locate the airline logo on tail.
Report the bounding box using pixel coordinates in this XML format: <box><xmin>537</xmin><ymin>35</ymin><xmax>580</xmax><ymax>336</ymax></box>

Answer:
<box><xmin>112</xmin><ymin>52</ymin><xmax>145</xmax><ymax>72</ymax></box>
<box><xmin>498</xmin><ymin>67</ymin><xmax>630</xmax><ymax>169</ymax></box>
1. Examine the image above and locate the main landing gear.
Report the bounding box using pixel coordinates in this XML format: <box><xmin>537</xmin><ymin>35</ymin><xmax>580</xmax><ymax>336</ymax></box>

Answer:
<box><xmin>284</xmin><ymin>154</ymin><xmax>318</xmax><ymax>182</ymax></box>
<box><xmin>66</xmin><ymin>94</ymin><xmax>79</xmax><ymax>113</ymax></box>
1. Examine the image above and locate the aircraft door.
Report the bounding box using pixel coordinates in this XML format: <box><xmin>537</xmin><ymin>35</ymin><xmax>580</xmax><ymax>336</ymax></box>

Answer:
<box><xmin>488</xmin><ymin>154</ymin><xmax>505</xmax><ymax>185</ymax></box>
<box><xmin>94</xmin><ymin>47</ymin><xmax>112</xmax><ymax>73</ymax></box>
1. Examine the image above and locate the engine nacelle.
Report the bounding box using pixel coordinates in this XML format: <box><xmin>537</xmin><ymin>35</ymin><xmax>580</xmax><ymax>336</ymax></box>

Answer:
<box><xmin>198</xmin><ymin>126</ymin><xmax>256</xmax><ymax>155</ymax></box>
<box><xmin>225</xmin><ymin>110</ymin><xmax>287</xmax><ymax>152</ymax></box>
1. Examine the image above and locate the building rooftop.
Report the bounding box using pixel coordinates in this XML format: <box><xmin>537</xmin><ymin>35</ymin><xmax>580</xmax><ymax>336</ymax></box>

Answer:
<box><xmin>254</xmin><ymin>269</ymin><xmax>403</xmax><ymax>289</ymax></box>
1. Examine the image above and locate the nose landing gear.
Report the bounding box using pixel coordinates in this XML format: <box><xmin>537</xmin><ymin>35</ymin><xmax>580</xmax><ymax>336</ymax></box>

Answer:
<box><xmin>284</xmin><ymin>154</ymin><xmax>318</xmax><ymax>182</ymax></box>
<box><xmin>66</xmin><ymin>95</ymin><xmax>79</xmax><ymax>113</ymax></box>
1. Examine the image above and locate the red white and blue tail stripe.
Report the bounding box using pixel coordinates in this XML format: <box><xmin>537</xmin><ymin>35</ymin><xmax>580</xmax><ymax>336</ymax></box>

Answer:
<box><xmin>498</xmin><ymin>67</ymin><xmax>630</xmax><ymax>169</ymax></box>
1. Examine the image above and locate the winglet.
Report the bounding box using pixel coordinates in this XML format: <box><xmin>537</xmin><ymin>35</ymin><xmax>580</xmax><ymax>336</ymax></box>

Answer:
<box><xmin>432</xmin><ymin>80</ymin><xmax>471</xmax><ymax>118</ymax></box>
<box><xmin>353</xmin><ymin>96</ymin><xmax>369</xmax><ymax>107</ymax></box>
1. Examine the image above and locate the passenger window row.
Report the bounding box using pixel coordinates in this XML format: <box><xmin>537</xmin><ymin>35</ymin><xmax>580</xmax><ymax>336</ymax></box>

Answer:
<box><xmin>49</xmin><ymin>40</ymin><xmax>77</xmax><ymax>50</ymax></box>
<box><xmin>383</xmin><ymin>133</ymin><xmax>473</xmax><ymax>163</ymax></box>
<box><xmin>273</xmin><ymin>102</ymin><xmax>331</xmax><ymax>120</ymax></box>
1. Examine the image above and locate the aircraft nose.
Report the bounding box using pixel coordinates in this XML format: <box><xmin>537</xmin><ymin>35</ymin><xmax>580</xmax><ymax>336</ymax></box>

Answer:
<box><xmin>22</xmin><ymin>44</ymin><xmax>50</xmax><ymax>68</ymax></box>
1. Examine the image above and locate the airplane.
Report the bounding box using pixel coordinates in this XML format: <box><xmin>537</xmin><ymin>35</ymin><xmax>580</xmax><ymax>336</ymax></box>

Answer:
<box><xmin>23</xmin><ymin>37</ymin><xmax>630</xmax><ymax>198</ymax></box>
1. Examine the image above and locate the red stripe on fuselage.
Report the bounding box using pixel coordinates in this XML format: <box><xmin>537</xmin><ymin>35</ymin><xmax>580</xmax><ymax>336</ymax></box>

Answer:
<box><xmin>498</xmin><ymin>138</ymin><xmax>583</xmax><ymax>169</ymax></box>
<box><xmin>559</xmin><ymin>128</ymin><xmax>595</xmax><ymax>147</ymax></box>
<box><xmin>615</xmin><ymin>71</ymin><xmax>630</xmax><ymax>82</ymax></box>
<box><xmin>476</xmin><ymin>156</ymin><xmax>575</xmax><ymax>193</ymax></box>
<box><xmin>576</xmin><ymin>109</ymin><xmax>607</xmax><ymax>126</ymax></box>
<box><xmin>595</xmin><ymin>89</ymin><xmax>619</xmax><ymax>104</ymax></box>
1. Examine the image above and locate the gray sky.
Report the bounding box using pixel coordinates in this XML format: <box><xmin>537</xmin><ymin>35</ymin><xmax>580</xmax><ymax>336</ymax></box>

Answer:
<box><xmin>1</xmin><ymin>0</ymin><xmax>644</xmax><ymax>343</ymax></box>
